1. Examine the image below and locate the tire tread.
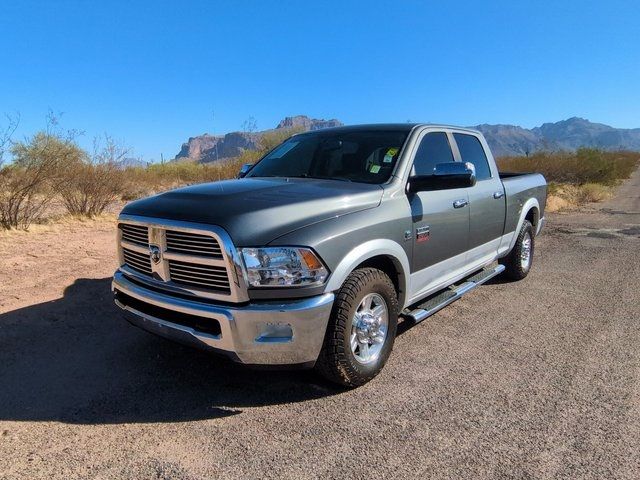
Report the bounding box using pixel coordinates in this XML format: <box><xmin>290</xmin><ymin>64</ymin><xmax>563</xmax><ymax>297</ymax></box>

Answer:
<box><xmin>315</xmin><ymin>268</ymin><xmax>398</xmax><ymax>387</ymax></box>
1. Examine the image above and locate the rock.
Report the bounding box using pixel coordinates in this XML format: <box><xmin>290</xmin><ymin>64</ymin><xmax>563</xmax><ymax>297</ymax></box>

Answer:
<box><xmin>174</xmin><ymin>115</ymin><xmax>343</xmax><ymax>163</ymax></box>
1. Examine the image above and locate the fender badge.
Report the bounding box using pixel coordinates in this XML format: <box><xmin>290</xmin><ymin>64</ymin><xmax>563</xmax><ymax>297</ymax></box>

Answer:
<box><xmin>416</xmin><ymin>226</ymin><xmax>430</xmax><ymax>243</ymax></box>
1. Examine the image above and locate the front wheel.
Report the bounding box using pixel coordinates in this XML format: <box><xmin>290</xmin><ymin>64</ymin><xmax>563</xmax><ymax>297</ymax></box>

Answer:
<box><xmin>499</xmin><ymin>219</ymin><xmax>535</xmax><ymax>280</ymax></box>
<box><xmin>315</xmin><ymin>268</ymin><xmax>398</xmax><ymax>387</ymax></box>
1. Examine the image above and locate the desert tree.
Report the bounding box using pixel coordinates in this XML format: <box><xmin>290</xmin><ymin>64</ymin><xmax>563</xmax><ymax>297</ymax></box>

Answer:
<box><xmin>59</xmin><ymin>134</ymin><xmax>131</xmax><ymax>217</ymax></box>
<box><xmin>0</xmin><ymin>119</ymin><xmax>83</xmax><ymax>229</ymax></box>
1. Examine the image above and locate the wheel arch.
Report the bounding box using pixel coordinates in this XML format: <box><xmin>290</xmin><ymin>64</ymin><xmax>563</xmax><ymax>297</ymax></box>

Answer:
<box><xmin>507</xmin><ymin>198</ymin><xmax>540</xmax><ymax>252</ymax></box>
<box><xmin>323</xmin><ymin>240</ymin><xmax>410</xmax><ymax>308</ymax></box>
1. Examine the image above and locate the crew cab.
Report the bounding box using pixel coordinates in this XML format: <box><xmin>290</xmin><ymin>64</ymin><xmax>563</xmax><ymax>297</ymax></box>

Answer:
<box><xmin>112</xmin><ymin>124</ymin><xmax>546</xmax><ymax>386</ymax></box>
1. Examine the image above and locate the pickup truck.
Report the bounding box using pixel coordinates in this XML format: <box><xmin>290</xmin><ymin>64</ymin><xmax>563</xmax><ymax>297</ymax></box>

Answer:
<box><xmin>112</xmin><ymin>124</ymin><xmax>546</xmax><ymax>386</ymax></box>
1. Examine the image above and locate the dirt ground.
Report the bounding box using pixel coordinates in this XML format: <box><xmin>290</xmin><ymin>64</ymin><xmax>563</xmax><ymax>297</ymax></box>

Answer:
<box><xmin>0</xmin><ymin>170</ymin><xmax>639</xmax><ymax>479</ymax></box>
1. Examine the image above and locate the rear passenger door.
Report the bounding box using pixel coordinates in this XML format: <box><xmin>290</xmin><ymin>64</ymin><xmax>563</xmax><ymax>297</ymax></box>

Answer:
<box><xmin>408</xmin><ymin>131</ymin><xmax>470</xmax><ymax>277</ymax></box>
<box><xmin>452</xmin><ymin>133</ymin><xmax>506</xmax><ymax>265</ymax></box>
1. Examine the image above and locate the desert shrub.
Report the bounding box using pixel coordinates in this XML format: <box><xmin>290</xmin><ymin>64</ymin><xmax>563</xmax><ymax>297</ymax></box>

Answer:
<box><xmin>0</xmin><ymin>132</ymin><xmax>83</xmax><ymax>229</ymax></box>
<box><xmin>59</xmin><ymin>136</ymin><xmax>129</xmax><ymax>217</ymax></box>
<box><xmin>499</xmin><ymin>149</ymin><xmax>639</xmax><ymax>211</ymax></box>
<box><xmin>575</xmin><ymin>183</ymin><xmax>611</xmax><ymax>203</ymax></box>
<box><xmin>496</xmin><ymin>149</ymin><xmax>639</xmax><ymax>185</ymax></box>
<box><xmin>258</xmin><ymin>127</ymin><xmax>303</xmax><ymax>152</ymax></box>
<box><xmin>120</xmin><ymin>157</ymin><xmax>247</xmax><ymax>200</ymax></box>
<box><xmin>59</xmin><ymin>161</ymin><xmax>125</xmax><ymax>216</ymax></box>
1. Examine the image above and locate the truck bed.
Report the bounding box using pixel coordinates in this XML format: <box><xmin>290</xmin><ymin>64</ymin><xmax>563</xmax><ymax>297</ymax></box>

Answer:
<box><xmin>500</xmin><ymin>172</ymin><xmax>547</xmax><ymax>234</ymax></box>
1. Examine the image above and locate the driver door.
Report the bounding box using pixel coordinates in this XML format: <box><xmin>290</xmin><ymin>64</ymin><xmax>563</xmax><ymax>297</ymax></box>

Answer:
<box><xmin>408</xmin><ymin>131</ymin><xmax>470</xmax><ymax>297</ymax></box>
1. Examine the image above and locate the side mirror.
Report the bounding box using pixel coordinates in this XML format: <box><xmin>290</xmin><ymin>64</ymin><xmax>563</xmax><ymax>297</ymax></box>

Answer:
<box><xmin>238</xmin><ymin>163</ymin><xmax>253</xmax><ymax>178</ymax></box>
<box><xmin>408</xmin><ymin>162</ymin><xmax>476</xmax><ymax>193</ymax></box>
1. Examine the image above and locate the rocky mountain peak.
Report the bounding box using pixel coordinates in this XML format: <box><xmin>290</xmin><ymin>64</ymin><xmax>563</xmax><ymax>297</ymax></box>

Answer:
<box><xmin>175</xmin><ymin>115</ymin><xmax>343</xmax><ymax>163</ymax></box>
<box><xmin>276</xmin><ymin>115</ymin><xmax>343</xmax><ymax>131</ymax></box>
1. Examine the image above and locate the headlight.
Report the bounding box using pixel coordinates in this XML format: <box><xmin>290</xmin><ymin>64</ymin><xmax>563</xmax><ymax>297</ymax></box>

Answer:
<box><xmin>240</xmin><ymin>247</ymin><xmax>328</xmax><ymax>287</ymax></box>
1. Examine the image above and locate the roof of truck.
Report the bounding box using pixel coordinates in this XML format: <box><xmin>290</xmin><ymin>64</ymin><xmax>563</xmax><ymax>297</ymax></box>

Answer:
<box><xmin>297</xmin><ymin>123</ymin><xmax>481</xmax><ymax>135</ymax></box>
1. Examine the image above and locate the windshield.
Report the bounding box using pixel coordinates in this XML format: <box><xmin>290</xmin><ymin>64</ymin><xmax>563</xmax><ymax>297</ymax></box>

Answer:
<box><xmin>246</xmin><ymin>130</ymin><xmax>408</xmax><ymax>184</ymax></box>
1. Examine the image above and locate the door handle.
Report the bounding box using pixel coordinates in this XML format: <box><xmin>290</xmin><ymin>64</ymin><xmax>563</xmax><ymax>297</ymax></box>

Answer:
<box><xmin>493</xmin><ymin>191</ymin><xmax>504</xmax><ymax>199</ymax></box>
<box><xmin>453</xmin><ymin>199</ymin><xmax>469</xmax><ymax>209</ymax></box>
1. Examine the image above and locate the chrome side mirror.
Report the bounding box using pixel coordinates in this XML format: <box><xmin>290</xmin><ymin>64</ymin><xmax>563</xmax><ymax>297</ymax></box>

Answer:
<box><xmin>238</xmin><ymin>163</ymin><xmax>253</xmax><ymax>178</ymax></box>
<box><xmin>408</xmin><ymin>162</ymin><xmax>476</xmax><ymax>192</ymax></box>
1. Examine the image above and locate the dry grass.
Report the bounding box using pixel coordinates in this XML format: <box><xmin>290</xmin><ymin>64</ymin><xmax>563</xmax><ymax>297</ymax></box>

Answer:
<box><xmin>121</xmin><ymin>157</ymin><xmax>246</xmax><ymax>200</ymax></box>
<box><xmin>497</xmin><ymin>149</ymin><xmax>640</xmax><ymax>212</ymax></box>
<box><xmin>0</xmin><ymin>211</ymin><xmax>117</xmax><ymax>238</ymax></box>
<box><xmin>497</xmin><ymin>148</ymin><xmax>639</xmax><ymax>185</ymax></box>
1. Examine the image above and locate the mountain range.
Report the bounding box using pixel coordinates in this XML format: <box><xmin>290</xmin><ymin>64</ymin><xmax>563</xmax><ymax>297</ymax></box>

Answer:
<box><xmin>174</xmin><ymin>115</ymin><xmax>640</xmax><ymax>162</ymax></box>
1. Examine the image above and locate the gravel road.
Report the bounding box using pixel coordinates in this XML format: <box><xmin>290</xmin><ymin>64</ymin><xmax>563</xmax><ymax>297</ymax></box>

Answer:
<box><xmin>1</xmin><ymin>170</ymin><xmax>639</xmax><ymax>479</ymax></box>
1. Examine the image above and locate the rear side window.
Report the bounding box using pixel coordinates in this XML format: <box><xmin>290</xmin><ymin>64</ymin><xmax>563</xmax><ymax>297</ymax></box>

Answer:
<box><xmin>412</xmin><ymin>132</ymin><xmax>454</xmax><ymax>176</ymax></box>
<box><xmin>453</xmin><ymin>133</ymin><xmax>492</xmax><ymax>180</ymax></box>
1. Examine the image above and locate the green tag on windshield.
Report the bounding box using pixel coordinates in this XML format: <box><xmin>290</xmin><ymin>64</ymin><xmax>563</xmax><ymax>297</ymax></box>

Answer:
<box><xmin>370</xmin><ymin>165</ymin><xmax>381</xmax><ymax>173</ymax></box>
<box><xmin>384</xmin><ymin>148</ymin><xmax>398</xmax><ymax>163</ymax></box>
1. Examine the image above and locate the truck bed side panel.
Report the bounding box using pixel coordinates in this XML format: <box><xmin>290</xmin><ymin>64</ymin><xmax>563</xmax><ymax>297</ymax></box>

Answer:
<box><xmin>501</xmin><ymin>173</ymin><xmax>547</xmax><ymax>234</ymax></box>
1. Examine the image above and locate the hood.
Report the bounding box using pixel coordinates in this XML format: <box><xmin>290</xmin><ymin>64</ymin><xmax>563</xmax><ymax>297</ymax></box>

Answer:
<box><xmin>121</xmin><ymin>177</ymin><xmax>383</xmax><ymax>246</ymax></box>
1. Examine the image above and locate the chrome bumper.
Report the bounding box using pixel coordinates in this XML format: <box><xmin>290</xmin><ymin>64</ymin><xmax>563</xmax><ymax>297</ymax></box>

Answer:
<box><xmin>112</xmin><ymin>271</ymin><xmax>334</xmax><ymax>366</ymax></box>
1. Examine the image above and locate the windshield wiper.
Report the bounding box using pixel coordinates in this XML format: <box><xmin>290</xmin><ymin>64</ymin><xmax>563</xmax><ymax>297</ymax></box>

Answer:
<box><xmin>315</xmin><ymin>176</ymin><xmax>352</xmax><ymax>182</ymax></box>
<box><xmin>256</xmin><ymin>174</ymin><xmax>353</xmax><ymax>182</ymax></box>
<box><xmin>287</xmin><ymin>174</ymin><xmax>353</xmax><ymax>182</ymax></box>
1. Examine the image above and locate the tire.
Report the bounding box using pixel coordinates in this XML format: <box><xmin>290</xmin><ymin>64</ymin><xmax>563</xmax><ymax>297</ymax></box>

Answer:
<box><xmin>315</xmin><ymin>268</ymin><xmax>399</xmax><ymax>387</ymax></box>
<box><xmin>499</xmin><ymin>219</ymin><xmax>535</xmax><ymax>280</ymax></box>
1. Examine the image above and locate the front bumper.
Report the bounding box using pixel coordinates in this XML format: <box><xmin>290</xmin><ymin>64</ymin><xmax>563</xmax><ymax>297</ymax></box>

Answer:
<box><xmin>112</xmin><ymin>271</ymin><xmax>334</xmax><ymax>366</ymax></box>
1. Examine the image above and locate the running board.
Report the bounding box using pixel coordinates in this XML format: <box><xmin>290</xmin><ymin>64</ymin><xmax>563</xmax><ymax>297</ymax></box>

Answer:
<box><xmin>402</xmin><ymin>264</ymin><xmax>505</xmax><ymax>324</ymax></box>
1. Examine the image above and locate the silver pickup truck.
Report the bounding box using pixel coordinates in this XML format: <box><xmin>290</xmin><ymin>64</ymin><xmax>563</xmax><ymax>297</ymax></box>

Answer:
<box><xmin>112</xmin><ymin>124</ymin><xmax>546</xmax><ymax>386</ymax></box>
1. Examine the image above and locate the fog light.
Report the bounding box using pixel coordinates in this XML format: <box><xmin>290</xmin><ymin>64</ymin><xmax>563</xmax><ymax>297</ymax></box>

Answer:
<box><xmin>255</xmin><ymin>323</ymin><xmax>293</xmax><ymax>343</ymax></box>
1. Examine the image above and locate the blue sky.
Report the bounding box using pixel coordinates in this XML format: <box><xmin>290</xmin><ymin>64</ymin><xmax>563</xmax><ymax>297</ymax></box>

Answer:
<box><xmin>1</xmin><ymin>0</ymin><xmax>638</xmax><ymax>161</ymax></box>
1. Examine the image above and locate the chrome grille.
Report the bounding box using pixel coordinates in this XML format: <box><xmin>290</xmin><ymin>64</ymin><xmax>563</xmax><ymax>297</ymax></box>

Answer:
<box><xmin>117</xmin><ymin>219</ymin><xmax>244</xmax><ymax>302</ymax></box>
<box><xmin>120</xmin><ymin>223</ymin><xmax>149</xmax><ymax>246</ymax></box>
<box><xmin>166</xmin><ymin>230</ymin><xmax>222</xmax><ymax>258</ymax></box>
<box><xmin>168</xmin><ymin>260</ymin><xmax>230</xmax><ymax>293</ymax></box>
<box><xmin>122</xmin><ymin>247</ymin><xmax>152</xmax><ymax>275</ymax></box>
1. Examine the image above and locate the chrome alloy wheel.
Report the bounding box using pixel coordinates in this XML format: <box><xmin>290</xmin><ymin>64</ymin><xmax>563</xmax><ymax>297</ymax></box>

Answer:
<box><xmin>521</xmin><ymin>231</ymin><xmax>532</xmax><ymax>270</ymax></box>
<box><xmin>350</xmin><ymin>293</ymin><xmax>389</xmax><ymax>365</ymax></box>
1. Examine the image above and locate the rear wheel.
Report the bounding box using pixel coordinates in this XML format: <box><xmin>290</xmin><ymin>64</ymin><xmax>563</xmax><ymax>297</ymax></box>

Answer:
<box><xmin>315</xmin><ymin>268</ymin><xmax>398</xmax><ymax>387</ymax></box>
<box><xmin>499</xmin><ymin>219</ymin><xmax>534</xmax><ymax>280</ymax></box>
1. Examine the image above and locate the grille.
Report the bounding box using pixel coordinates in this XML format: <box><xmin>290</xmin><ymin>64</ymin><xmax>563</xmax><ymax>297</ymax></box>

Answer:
<box><xmin>168</xmin><ymin>259</ymin><xmax>230</xmax><ymax>293</ymax></box>
<box><xmin>166</xmin><ymin>230</ymin><xmax>223</xmax><ymax>258</ymax></box>
<box><xmin>120</xmin><ymin>223</ymin><xmax>149</xmax><ymax>246</ymax></box>
<box><xmin>118</xmin><ymin>221</ymin><xmax>234</xmax><ymax>299</ymax></box>
<box><xmin>122</xmin><ymin>247</ymin><xmax>152</xmax><ymax>275</ymax></box>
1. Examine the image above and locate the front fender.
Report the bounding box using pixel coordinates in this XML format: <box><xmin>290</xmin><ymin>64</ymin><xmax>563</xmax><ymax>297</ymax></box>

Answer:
<box><xmin>323</xmin><ymin>239</ymin><xmax>410</xmax><ymax>307</ymax></box>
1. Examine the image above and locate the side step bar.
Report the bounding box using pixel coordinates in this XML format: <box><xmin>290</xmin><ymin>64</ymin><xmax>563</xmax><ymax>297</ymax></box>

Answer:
<box><xmin>402</xmin><ymin>264</ymin><xmax>505</xmax><ymax>324</ymax></box>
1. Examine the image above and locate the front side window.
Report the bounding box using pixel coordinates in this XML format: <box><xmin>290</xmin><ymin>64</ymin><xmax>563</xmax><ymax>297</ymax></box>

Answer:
<box><xmin>246</xmin><ymin>130</ymin><xmax>409</xmax><ymax>184</ymax></box>
<box><xmin>453</xmin><ymin>133</ymin><xmax>492</xmax><ymax>181</ymax></box>
<box><xmin>412</xmin><ymin>132</ymin><xmax>454</xmax><ymax>176</ymax></box>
